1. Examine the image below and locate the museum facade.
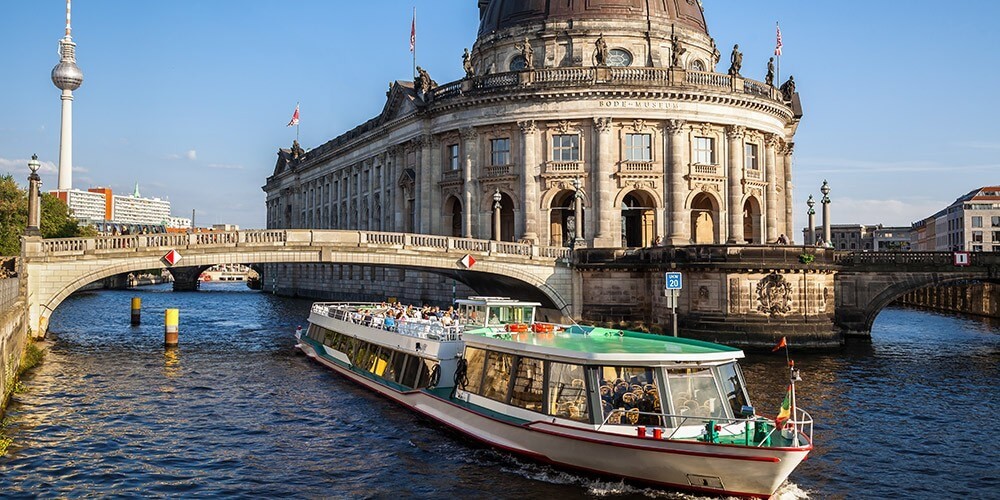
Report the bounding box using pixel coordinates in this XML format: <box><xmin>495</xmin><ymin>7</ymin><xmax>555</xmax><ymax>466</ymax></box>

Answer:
<box><xmin>261</xmin><ymin>0</ymin><xmax>803</xmax><ymax>304</ymax></box>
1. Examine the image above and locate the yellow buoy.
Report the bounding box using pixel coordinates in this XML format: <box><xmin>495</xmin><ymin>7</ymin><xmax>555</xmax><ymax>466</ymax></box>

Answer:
<box><xmin>164</xmin><ymin>308</ymin><xmax>179</xmax><ymax>347</ymax></box>
<box><xmin>131</xmin><ymin>297</ymin><xmax>141</xmax><ymax>325</ymax></box>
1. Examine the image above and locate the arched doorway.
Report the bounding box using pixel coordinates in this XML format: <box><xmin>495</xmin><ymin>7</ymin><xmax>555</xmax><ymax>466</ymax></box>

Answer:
<box><xmin>621</xmin><ymin>191</ymin><xmax>656</xmax><ymax>247</ymax></box>
<box><xmin>445</xmin><ymin>196</ymin><xmax>463</xmax><ymax>237</ymax></box>
<box><xmin>743</xmin><ymin>197</ymin><xmax>762</xmax><ymax>244</ymax></box>
<box><xmin>548</xmin><ymin>190</ymin><xmax>583</xmax><ymax>247</ymax></box>
<box><xmin>690</xmin><ymin>193</ymin><xmax>719</xmax><ymax>244</ymax></box>
<box><xmin>490</xmin><ymin>191</ymin><xmax>516</xmax><ymax>241</ymax></box>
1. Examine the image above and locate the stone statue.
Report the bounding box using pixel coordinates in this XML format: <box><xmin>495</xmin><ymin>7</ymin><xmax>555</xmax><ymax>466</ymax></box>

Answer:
<box><xmin>415</xmin><ymin>65</ymin><xmax>433</xmax><ymax>95</ymax></box>
<box><xmin>780</xmin><ymin>75</ymin><xmax>796</xmax><ymax>101</ymax></box>
<box><xmin>516</xmin><ymin>37</ymin><xmax>534</xmax><ymax>69</ymax></box>
<box><xmin>765</xmin><ymin>57</ymin><xmax>775</xmax><ymax>86</ymax></box>
<box><xmin>670</xmin><ymin>33</ymin><xmax>686</xmax><ymax>68</ymax></box>
<box><xmin>290</xmin><ymin>140</ymin><xmax>305</xmax><ymax>161</ymax></box>
<box><xmin>462</xmin><ymin>48</ymin><xmax>474</xmax><ymax>78</ymax></box>
<box><xmin>728</xmin><ymin>44</ymin><xmax>742</xmax><ymax>76</ymax></box>
<box><xmin>594</xmin><ymin>34</ymin><xmax>609</xmax><ymax>66</ymax></box>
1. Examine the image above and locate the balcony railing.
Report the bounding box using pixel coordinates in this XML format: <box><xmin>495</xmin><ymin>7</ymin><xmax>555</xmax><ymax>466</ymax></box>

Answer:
<box><xmin>544</xmin><ymin>161</ymin><xmax>585</xmax><ymax>175</ymax></box>
<box><xmin>744</xmin><ymin>168</ymin><xmax>763</xmax><ymax>181</ymax></box>
<box><xmin>619</xmin><ymin>161</ymin><xmax>656</xmax><ymax>173</ymax></box>
<box><xmin>441</xmin><ymin>170</ymin><xmax>463</xmax><ymax>182</ymax></box>
<box><xmin>483</xmin><ymin>164</ymin><xmax>513</xmax><ymax>178</ymax></box>
<box><xmin>691</xmin><ymin>163</ymin><xmax>720</xmax><ymax>176</ymax></box>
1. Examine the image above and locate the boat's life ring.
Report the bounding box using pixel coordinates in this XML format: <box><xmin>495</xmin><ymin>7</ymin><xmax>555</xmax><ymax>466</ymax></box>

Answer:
<box><xmin>531</xmin><ymin>323</ymin><xmax>554</xmax><ymax>333</ymax></box>
<box><xmin>428</xmin><ymin>364</ymin><xmax>441</xmax><ymax>389</ymax></box>
<box><xmin>506</xmin><ymin>323</ymin><xmax>528</xmax><ymax>333</ymax></box>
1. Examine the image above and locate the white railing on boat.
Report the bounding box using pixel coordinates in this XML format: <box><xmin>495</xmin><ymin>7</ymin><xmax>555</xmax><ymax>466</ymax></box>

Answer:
<box><xmin>311</xmin><ymin>302</ymin><xmax>463</xmax><ymax>342</ymax></box>
<box><xmin>595</xmin><ymin>407</ymin><xmax>813</xmax><ymax>447</ymax></box>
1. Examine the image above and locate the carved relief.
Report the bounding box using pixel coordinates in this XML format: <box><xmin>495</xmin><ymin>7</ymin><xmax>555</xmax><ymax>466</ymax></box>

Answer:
<box><xmin>557</xmin><ymin>120</ymin><xmax>573</xmax><ymax>134</ymax></box>
<box><xmin>517</xmin><ymin>120</ymin><xmax>538</xmax><ymax>134</ymax></box>
<box><xmin>593</xmin><ymin>117</ymin><xmax>613</xmax><ymax>133</ymax></box>
<box><xmin>699</xmin><ymin>285</ymin><xmax>710</xmax><ymax>300</ymax></box>
<box><xmin>666</xmin><ymin>119</ymin><xmax>686</xmax><ymax>135</ymax></box>
<box><xmin>459</xmin><ymin>126</ymin><xmax>478</xmax><ymax>141</ymax></box>
<box><xmin>697</xmin><ymin>122</ymin><xmax>715</xmax><ymax>136</ymax></box>
<box><xmin>756</xmin><ymin>273</ymin><xmax>793</xmax><ymax>316</ymax></box>
<box><xmin>630</xmin><ymin>119</ymin><xmax>646</xmax><ymax>132</ymax></box>
<box><xmin>728</xmin><ymin>278</ymin><xmax>740</xmax><ymax>314</ymax></box>
<box><xmin>764</xmin><ymin>133</ymin><xmax>780</xmax><ymax>149</ymax></box>
<box><xmin>725</xmin><ymin>125</ymin><xmax>746</xmax><ymax>140</ymax></box>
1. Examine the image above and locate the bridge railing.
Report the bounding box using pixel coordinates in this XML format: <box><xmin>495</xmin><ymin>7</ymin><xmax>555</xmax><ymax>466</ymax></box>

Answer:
<box><xmin>27</xmin><ymin>230</ymin><xmax>571</xmax><ymax>263</ymax></box>
<box><xmin>836</xmin><ymin>251</ymin><xmax>1000</xmax><ymax>267</ymax></box>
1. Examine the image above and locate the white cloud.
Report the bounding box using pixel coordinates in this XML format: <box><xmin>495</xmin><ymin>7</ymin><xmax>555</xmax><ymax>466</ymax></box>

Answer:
<box><xmin>206</xmin><ymin>163</ymin><xmax>243</xmax><ymax>170</ymax></box>
<box><xmin>0</xmin><ymin>156</ymin><xmax>58</xmax><ymax>175</ymax></box>
<box><xmin>186</xmin><ymin>149</ymin><xmax>197</xmax><ymax>161</ymax></box>
<box><xmin>166</xmin><ymin>149</ymin><xmax>198</xmax><ymax>161</ymax></box>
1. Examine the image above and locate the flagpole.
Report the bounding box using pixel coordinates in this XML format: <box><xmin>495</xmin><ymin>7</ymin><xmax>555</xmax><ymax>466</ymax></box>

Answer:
<box><xmin>412</xmin><ymin>6</ymin><xmax>417</xmax><ymax>79</ymax></box>
<box><xmin>775</xmin><ymin>22</ymin><xmax>781</xmax><ymax>85</ymax></box>
<box><xmin>296</xmin><ymin>101</ymin><xmax>300</xmax><ymax>142</ymax></box>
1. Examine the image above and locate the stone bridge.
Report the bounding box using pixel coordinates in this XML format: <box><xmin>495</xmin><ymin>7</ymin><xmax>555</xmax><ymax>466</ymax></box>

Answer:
<box><xmin>21</xmin><ymin>230</ymin><xmax>575</xmax><ymax>337</ymax></box>
<box><xmin>834</xmin><ymin>251</ymin><xmax>1000</xmax><ymax>335</ymax></box>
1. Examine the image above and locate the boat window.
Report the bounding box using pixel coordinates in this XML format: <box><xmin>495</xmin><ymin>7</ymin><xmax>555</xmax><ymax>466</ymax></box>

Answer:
<box><xmin>597</xmin><ymin>366</ymin><xmax>662</xmax><ymax>426</ymax></box>
<box><xmin>371</xmin><ymin>347</ymin><xmax>391</xmax><ymax>377</ymax></box>
<box><xmin>510</xmin><ymin>356</ymin><xmax>544</xmax><ymax>412</ymax></box>
<box><xmin>547</xmin><ymin>362</ymin><xmax>589</xmax><ymax>423</ymax></box>
<box><xmin>462</xmin><ymin>347</ymin><xmax>488</xmax><ymax>394</ymax></box>
<box><xmin>414</xmin><ymin>358</ymin><xmax>437</xmax><ymax>388</ymax></box>
<box><xmin>385</xmin><ymin>351</ymin><xmax>408</xmax><ymax>385</ymax></box>
<box><xmin>485</xmin><ymin>305</ymin><xmax>535</xmax><ymax>325</ymax></box>
<box><xmin>666</xmin><ymin>367</ymin><xmax>728</xmax><ymax>423</ymax></box>
<box><xmin>306</xmin><ymin>324</ymin><xmax>322</xmax><ymax>341</ymax></box>
<box><xmin>323</xmin><ymin>330</ymin><xmax>341</xmax><ymax>348</ymax></box>
<box><xmin>352</xmin><ymin>341</ymin><xmax>377</xmax><ymax>372</ymax></box>
<box><xmin>335</xmin><ymin>335</ymin><xmax>356</xmax><ymax>358</ymax></box>
<box><xmin>717</xmin><ymin>362</ymin><xmax>750</xmax><ymax>417</ymax></box>
<box><xmin>481</xmin><ymin>351</ymin><xmax>515</xmax><ymax>402</ymax></box>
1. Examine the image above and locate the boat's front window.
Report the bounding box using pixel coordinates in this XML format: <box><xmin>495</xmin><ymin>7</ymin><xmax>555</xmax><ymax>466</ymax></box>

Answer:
<box><xmin>666</xmin><ymin>368</ymin><xmax>728</xmax><ymax>424</ymax></box>
<box><xmin>510</xmin><ymin>357</ymin><xmax>544</xmax><ymax>412</ymax></box>
<box><xmin>717</xmin><ymin>362</ymin><xmax>751</xmax><ymax>417</ymax></box>
<box><xmin>597</xmin><ymin>367</ymin><xmax>663</xmax><ymax>426</ymax></box>
<box><xmin>481</xmin><ymin>351</ymin><xmax>516</xmax><ymax>401</ymax></box>
<box><xmin>485</xmin><ymin>305</ymin><xmax>534</xmax><ymax>325</ymax></box>
<box><xmin>548</xmin><ymin>362</ymin><xmax>589</xmax><ymax>423</ymax></box>
<box><xmin>462</xmin><ymin>347</ymin><xmax>488</xmax><ymax>394</ymax></box>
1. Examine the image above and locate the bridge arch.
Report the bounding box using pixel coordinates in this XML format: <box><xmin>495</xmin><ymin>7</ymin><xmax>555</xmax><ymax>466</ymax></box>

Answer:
<box><xmin>23</xmin><ymin>230</ymin><xmax>575</xmax><ymax>337</ymax></box>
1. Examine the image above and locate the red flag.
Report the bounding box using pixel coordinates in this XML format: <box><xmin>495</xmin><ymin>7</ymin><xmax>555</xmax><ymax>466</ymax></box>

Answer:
<box><xmin>286</xmin><ymin>103</ymin><xmax>299</xmax><ymax>127</ymax></box>
<box><xmin>409</xmin><ymin>10</ymin><xmax>416</xmax><ymax>53</ymax></box>
<box><xmin>775</xmin><ymin>385</ymin><xmax>792</xmax><ymax>426</ymax></box>
<box><xmin>772</xmin><ymin>336</ymin><xmax>787</xmax><ymax>352</ymax></box>
<box><xmin>775</xmin><ymin>23</ymin><xmax>783</xmax><ymax>56</ymax></box>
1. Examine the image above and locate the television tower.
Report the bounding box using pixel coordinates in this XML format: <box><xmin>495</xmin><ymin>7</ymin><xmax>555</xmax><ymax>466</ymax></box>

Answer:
<box><xmin>51</xmin><ymin>0</ymin><xmax>84</xmax><ymax>191</ymax></box>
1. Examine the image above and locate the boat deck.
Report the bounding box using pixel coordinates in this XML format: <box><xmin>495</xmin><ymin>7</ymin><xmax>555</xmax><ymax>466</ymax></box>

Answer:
<box><xmin>464</xmin><ymin>325</ymin><xmax>741</xmax><ymax>356</ymax></box>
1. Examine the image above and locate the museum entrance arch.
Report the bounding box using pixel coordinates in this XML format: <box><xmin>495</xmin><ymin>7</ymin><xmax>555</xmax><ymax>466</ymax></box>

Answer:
<box><xmin>548</xmin><ymin>189</ymin><xmax>583</xmax><ymax>247</ymax></box>
<box><xmin>621</xmin><ymin>191</ymin><xmax>656</xmax><ymax>248</ymax></box>
<box><xmin>691</xmin><ymin>193</ymin><xmax>719</xmax><ymax>244</ymax></box>
<box><xmin>445</xmin><ymin>196</ymin><xmax>463</xmax><ymax>237</ymax></box>
<box><xmin>743</xmin><ymin>197</ymin><xmax>762</xmax><ymax>244</ymax></box>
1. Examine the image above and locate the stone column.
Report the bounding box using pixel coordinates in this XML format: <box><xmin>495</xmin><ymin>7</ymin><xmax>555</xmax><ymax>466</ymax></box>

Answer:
<box><xmin>784</xmin><ymin>142</ymin><xmax>795</xmax><ymax>243</ymax></box>
<box><xmin>429</xmin><ymin>137</ymin><xmax>442</xmax><ymax>234</ymax></box>
<box><xmin>666</xmin><ymin>119</ymin><xmax>688</xmax><ymax>245</ymax></box>
<box><xmin>593</xmin><ymin>117</ymin><xmax>614</xmax><ymax>246</ymax></box>
<box><xmin>764</xmin><ymin>134</ymin><xmax>779</xmax><ymax>243</ymax></box>
<box><xmin>460</xmin><ymin>127</ymin><xmax>478</xmax><ymax>238</ymax></box>
<box><xmin>418</xmin><ymin>135</ymin><xmax>432</xmax><ymax>233</ymax></box>
<box><xmin>725</xmin><ymin>125</ymin><xmax>746</xmax><ymax>244</ymax></box>
<box><xmin>389</xmin><ymin>146</ymin><xmax>403</xmax><ymax>232</ymax></box>
<box><xmin>821</xmin><ymin>179</ymin><xmax>831</xmax><ymax>244</ymax></box>
<box><xmin>518</xmin><ymin>120</ymin><xmax>539</xmax><ymax>243</ymax></box>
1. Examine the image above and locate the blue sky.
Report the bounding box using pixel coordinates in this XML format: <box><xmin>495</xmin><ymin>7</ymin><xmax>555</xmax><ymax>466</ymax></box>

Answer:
<box><xmin>0</xmin><ymin>1</ymin><xmax>998</xmax><ymax>230</ymax></box>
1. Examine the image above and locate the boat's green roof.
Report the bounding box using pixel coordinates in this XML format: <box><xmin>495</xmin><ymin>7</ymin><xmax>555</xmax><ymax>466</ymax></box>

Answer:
<box><xmin>463</xmin><ymin>324</ymin><xmax>741</xmax><ymax>360</ymax></box>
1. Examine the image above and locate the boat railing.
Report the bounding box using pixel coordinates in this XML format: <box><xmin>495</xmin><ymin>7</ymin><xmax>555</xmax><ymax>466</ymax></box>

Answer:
<box><xmin>311</xmin><ymin>302</ymin><xmax>463</xmax><ymax>342</ymax></box>
<box><xmin>595</xmin><ymin>408</ymin><xmax>813</xmax><ymax>447</ymax></box>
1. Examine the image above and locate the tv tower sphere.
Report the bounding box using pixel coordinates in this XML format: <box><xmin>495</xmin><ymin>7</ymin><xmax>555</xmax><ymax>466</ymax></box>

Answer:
<box><xmin>52</xmin><ymin>58</ymin><xmax>84</xmax><ymax>90</ymax></box>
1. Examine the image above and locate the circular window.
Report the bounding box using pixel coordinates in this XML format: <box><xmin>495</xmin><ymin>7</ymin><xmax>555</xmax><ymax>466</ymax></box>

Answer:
<box><xmin>509</xmin><ymin>55</ymin><xmax>527</xmax><ymax>71</ymax></box>
<box><xmin>608</xmin><ymin>49</ymin><xmax>633</xmax><ymax>67</ymax></box>
<box><xmin>688</xmin><ymin>60</ymin><xmax>706</xmax><ymax>72</ymax></box>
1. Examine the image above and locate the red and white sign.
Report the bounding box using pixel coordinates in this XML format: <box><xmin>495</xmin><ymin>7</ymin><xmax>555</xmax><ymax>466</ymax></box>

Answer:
<box><xmin>163</xmin><ymin>249</ymin><xmax>182</xmax><ymax>266</ymax></box>
<box><xmin>459</xmin><ymin>254</ymin><xmax>476</xmax><ymax>269</ymax></box>
<box><xmin>953</xmin><ymin>251</ymin><xmax>970</xmax><ymax>267</ymax></box>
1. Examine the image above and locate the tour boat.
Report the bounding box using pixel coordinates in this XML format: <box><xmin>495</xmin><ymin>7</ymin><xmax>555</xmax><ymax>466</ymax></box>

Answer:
<box><xmin>295</xmin><ymin>297</ymin><xmax>812</xmax><ymax>498</ymax></box>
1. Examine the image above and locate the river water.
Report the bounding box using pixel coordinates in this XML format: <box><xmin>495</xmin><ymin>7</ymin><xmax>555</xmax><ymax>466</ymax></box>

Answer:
<box><xmin>1</xmin><ymin>282</ymin><xmax>997</xmax><ymax>499</ymax></box>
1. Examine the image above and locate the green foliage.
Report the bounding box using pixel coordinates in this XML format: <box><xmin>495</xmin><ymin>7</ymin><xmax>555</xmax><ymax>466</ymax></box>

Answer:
<box><xmin>19</xmin><ymin>342</ymin><xmax>44</xmax><ymax>376</ymax></box>
<box><xmin>0</xmin><ymin>173</ymin><xmax>96</xmax><ymax>255</ymax></box>
<box><xmin>799</xmin><ymin>252</ymin><xmax>815</xmax><ymax>264</ymax></box>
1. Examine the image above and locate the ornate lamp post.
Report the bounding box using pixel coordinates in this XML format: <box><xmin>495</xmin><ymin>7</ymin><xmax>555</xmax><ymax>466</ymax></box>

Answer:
<box><xmin>26</xmin><ymin>154</ymin><xmax>42</xmax><ymax>236</ymax></box>
<box><xmin>806</xmin><ymin>195</ymin><xmax>816</xmax><ymax>245</ymax></box>
<box><xmin>572</xmin><ymin>177</ymin><xmax>583</xmax><ymax>246</ymax></box>
<box><xmin>820</xmin><ymin>180</ymin><xmax>831</xmax><ymax>246</ymax></box>
<box><xmin>492</xmin><ymin>188</ymin><xmax>502</xmax><ymax>241</ymax></box>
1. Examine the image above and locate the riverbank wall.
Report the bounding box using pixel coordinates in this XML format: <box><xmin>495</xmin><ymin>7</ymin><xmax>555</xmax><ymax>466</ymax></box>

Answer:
<box><xmin>895</xmin><ymin>282</ymin><xmax>1000</xmax><ymax>319</ymax></box>
<box><xmin>0</xmin><ymin>276</ymin><xmax>28</xmax><ymax>412</ymax></box>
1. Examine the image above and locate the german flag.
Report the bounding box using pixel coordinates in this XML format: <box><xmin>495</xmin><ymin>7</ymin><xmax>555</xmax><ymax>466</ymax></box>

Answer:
<box><xmin>772</xmin><ymin>336</ymin><xmax>787</xmax><ymax>352</ymax></box>
<box><xmin>775</xmin><ymin>385</ymin><xmax>792</xmax><ymax>426</ymax></box>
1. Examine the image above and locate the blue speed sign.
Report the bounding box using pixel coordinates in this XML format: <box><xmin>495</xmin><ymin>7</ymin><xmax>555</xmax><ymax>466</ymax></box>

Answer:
<box><xmin>665</xmin><ymin>272</ymin><xmax>682</xmax><ymax>290</ymax></box>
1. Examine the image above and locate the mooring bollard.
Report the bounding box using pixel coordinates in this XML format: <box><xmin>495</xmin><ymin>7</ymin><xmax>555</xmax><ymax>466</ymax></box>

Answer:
<box><xmin>164</xmin><ymin>308</ymin><xmax>179</xmax><ymax>347</ymax></box>
<box><xmin>131</xmin><ymin>297</ymin><xmax>141</xmax><ymax>325</ymax></box>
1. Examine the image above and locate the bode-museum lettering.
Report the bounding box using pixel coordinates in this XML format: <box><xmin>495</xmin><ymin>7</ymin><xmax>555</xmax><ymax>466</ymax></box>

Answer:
<box><xmin>598</xmin><ymin>100</ymin><xmax>681</xmax><ymax>110</ymax></box>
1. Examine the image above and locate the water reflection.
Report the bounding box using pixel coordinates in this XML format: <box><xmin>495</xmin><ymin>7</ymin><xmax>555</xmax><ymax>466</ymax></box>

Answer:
<box><xmin>163</xmin><ymin>347</ymin><xmax>181</xmax><ymax>378</ymax></box>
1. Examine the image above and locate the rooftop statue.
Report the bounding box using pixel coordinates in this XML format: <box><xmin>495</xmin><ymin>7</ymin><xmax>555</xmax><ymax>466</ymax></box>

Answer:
<box><xmin>728</xmin><ymin>44</ymin><xmax>742</xmax><ymax>76</ymax></box>
<box><xmin>766</xmin><ymin>57</ymin><xmax>775</xmax><ymax>86</ymax></box>
<box><xmin>780</xmin><ymin>75</ymin><xmax>796</xmax><ymax>101</ymax></box>
<box><xmin>516</xmin><ymin>37</ymin><xmax>534</xmax><ymax>69</ymax></box>
<box><xmin>594</xmin><ymin>35</ymin><xmax>609</xmax><ymax>66</ymax></box>
<box><xmin>415</xmin><ymin>66</ymin><xmax>433</xmax><ymax>95</ymax></box>
<box><xmin>463</xmin><ymin>48</ymin><xmax>474</xmax><ymax>78</ymax></box>
<box><xmin>670</xmin><ymin>34</ymin><xmax>686</xmax><ymax>68</ymax></box>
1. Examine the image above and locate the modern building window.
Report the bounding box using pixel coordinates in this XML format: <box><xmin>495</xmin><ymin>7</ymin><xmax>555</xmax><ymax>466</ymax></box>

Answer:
<box><xmin>693</xmin><ymin>136</ymin><xmax>715</xmax><ymax>164</ymax></box>
<box><xmin>993</xmin><ymin>231</ymin><xmax>1000</xmax><ymax>242</ymax></box>
<box><xmin>745</xmin><ymin>143</ymin><xmax>759</xmax><ymax>170</ymax></box>
<box><xmin>491</xmin><ymin>138</ymin><xmax>510</xmax><ymax>165</ymax></box>
<box><xmin>992</xmin><ymin>216</ymin><xmax>1000</xmax><ymax>227</ymax></box>
<box><xmin>552</xmin><ymin>134</ymin><xmax>580</xmax><ymax>162</ymax></box>
<box><xmin>448</xmin><ymin>144</ymin><xmax>460</xmax><ymax>171</ymax></box>
<box><xmin>972</xmin><ymin>231</ymin><xmax>983</xmax><ymax>242</ymax></box>
<box><xmin>972</xmin><ymin>245</ymin><xmax>983</xmax><ymax>252</ymax></box>
<box><xmin>972</xmin><ymin>216</ymin><xmax>983</xmax><ymax>228</ymax></box>
<box><xmin>625</xmin><ymin>133</ymin><xmax>652</xmax><ymax>161</ymax></box>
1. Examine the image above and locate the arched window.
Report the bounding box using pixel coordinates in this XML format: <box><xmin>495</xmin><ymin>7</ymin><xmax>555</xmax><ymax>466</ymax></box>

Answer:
<box><xmin>509</xmin><ymin>55</ymin><xmax>527</xmax><ymax>71</ymax></box>
<box><xmin>607</xmin><ymin>49</ymin><xmax>633</xmax><ymax>67</ymax></box>
<box><xmin>688</xmin><ymin>60</ymin><xmax>706</xmax><ymax>72</ymax></box>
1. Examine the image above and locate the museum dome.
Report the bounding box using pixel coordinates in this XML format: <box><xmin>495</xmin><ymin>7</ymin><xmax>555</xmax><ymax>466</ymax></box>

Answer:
<box><xmin>477</xmin><ymin>0</ymin><xmax>709</xmax><ymax>37</ymax></box>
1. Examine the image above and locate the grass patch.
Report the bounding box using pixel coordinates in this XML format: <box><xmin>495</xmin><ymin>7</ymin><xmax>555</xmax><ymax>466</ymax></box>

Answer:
<box><xmin>19</xmin><ymin>341</ymin><xmax>44</xmax><ymax>376</ymax></box>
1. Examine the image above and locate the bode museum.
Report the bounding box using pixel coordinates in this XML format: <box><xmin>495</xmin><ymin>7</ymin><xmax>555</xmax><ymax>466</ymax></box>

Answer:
<box><xmin>262</xmin><ymin>0</ymin><xmax>804</xmax><ymax>309</ymax></box>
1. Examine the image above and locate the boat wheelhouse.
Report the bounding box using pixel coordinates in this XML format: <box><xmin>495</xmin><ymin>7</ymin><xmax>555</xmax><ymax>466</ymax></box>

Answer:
<box><xmin>297</xmin><ymin>297</ymin><xmax>812</xmax><ymax>498</ymax></box>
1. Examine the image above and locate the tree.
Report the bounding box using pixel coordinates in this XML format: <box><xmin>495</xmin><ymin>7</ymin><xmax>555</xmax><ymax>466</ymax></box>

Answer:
<box><xmin>0</xmin><ymin>173</ymin><xmax>95</xmax><ymax>256</ymax></box>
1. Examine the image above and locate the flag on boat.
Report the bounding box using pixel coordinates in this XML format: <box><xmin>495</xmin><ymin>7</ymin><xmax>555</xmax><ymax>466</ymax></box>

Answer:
<box><xmin>287</xmin><ymin>103</ymin><xmax>299</xmax><ymax>127</ymax></box>
<box><xmin>775</xmin><ymin>23</ymin><xmax>783</xmax><ymax>56</ymax></box>
<box><xmin>772</xmin><ymin>336</ymin><xmax>787</xmax><ymax>352</ymax></box>
<box><xmin>775</xmin><ymin>385</ymin><xmax>791</xmax><ymax>426</ymax></box>
<box><xmin>409</xmin><ymin>10</ymin><xmax>416</xmax><ymax>53</ymax></box>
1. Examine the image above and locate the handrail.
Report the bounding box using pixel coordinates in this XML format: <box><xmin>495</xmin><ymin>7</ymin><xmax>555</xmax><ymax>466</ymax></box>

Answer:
<box><xmin>594</xmin><ymin>407</ymin><xmax>813</xmax><ymax>448</ymax></box>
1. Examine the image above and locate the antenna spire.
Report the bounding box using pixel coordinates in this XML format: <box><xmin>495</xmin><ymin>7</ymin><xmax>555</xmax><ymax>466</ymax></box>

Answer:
<box><xmin>66</xmin><ymin>0</ymin><xmax>72</xmax><ymax>37</ymax></box>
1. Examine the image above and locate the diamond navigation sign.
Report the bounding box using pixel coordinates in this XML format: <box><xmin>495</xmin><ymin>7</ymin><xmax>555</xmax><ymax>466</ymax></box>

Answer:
<box><xmin>665</xmin><ymin>272</ymin><xmax>682</xmax><ymax>290</ymax></box>
<box><xmin>459</xmin><ymin>254</ymin><xmax>476</xmax><ymax>269</ymax></box>
<box><xmin>163</xmin><ymin>249</ymin><xmax>182</xmax><ymax>266</ymax></box>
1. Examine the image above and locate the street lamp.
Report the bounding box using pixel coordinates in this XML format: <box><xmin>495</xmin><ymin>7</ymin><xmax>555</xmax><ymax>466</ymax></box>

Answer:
<box><xmin>820</xmin><ymin>180</ymin><xmax>831</xmax><ymax>246</ymax></box>
<box><xmin>806</xmin><ymin>194</ymin><xmax>816</xmax><ymax>245</ymax></box>
<box><xmin>26</xmin><ymin>154</ymin><xmax>42</xmax><ymax>236</ymax></box>
<box><xmin>492</xmin><ymin>188</ymin><xmax>502</xmax><ymax>241</ymax></box>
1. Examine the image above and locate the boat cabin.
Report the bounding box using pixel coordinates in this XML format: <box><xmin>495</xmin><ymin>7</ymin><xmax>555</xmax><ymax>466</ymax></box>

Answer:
<box><xmin>455</xmin><ymin>297</ymin><xmax>541</xmax><ymax>330</ymax></box>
